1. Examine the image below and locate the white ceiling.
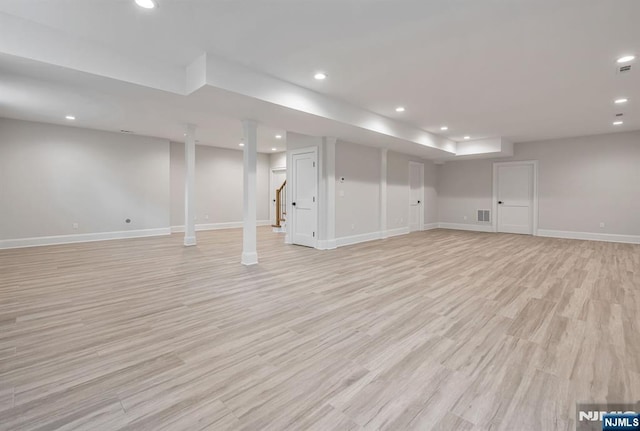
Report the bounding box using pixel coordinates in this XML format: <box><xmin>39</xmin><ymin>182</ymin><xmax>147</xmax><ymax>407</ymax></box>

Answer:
<box><xmin>0</xmin><ymin>0</ymin><xmax>638</xmax><ymax>153</ymax></box>
<box><xmin>0</xmin><ymin>55</ymin><xmax>287</xmax><ymax>153</ymax></box>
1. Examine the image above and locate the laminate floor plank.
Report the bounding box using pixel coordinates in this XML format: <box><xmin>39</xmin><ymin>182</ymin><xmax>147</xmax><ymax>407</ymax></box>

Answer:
<box><xmin>0</xmin><ymin>228</ymin><xmax>638</xmax><ymax>430</ymax></box>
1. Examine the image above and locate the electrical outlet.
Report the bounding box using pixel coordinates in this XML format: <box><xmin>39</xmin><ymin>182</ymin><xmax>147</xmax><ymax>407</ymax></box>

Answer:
<box><xmin>351</xmin><ymin>223</ymin><xmax>355</xmax><ymax>230</ymax></box>
<box><xmin>205</xmin><ymin>214</ymin><xmax>209</xmax><ymax>220</ymax></box>
<box><xmin>463</xmin><ymin>216</ymin><xmax>467</xmax><ymax>221</ymax></box>
<box><xmin>400</xmin><ymin>217</ymin><xmax>404</xmax><ymax>224</ymax></box>
<box><xmin>600</xmin><ymin>222</ymin><xmax>605</xmax><ymax>228</ymax></box>
<box><xmin>339</xmin><ymin>190</ymin><xmax>345</xmax><ymax>197</ymax></box>
<box><xmin>72</xmin><ymin>222</ymin><xmax>79</xmax><ymax>229</ymax></box>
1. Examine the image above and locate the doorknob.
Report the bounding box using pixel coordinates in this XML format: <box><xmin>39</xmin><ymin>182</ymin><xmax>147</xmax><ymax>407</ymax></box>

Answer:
<box><xmin>498</xmin><ymin>201</ymin><xmax>503</xmax><ymax>204</ymax></box>
<box><xmin>418</xmin><ymin>200</ymin><xmax>421</xmax><ymax>204</ymax></box>
<box><xmin>292</xmin><ymin>202</ymin><xmax>296</xmax><ymax>206</ymax></box>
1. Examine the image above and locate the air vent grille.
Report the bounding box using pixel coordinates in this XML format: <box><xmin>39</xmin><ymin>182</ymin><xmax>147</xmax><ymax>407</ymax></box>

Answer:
<box><xmin>477</xmin><ymin>209</ymin><xmax>490</xmax><ymax>223</ymax></box>
<box><xmin>618</xmin><ymin>64</ymin><xmax>632</xmax><ymax>74</ymax></box>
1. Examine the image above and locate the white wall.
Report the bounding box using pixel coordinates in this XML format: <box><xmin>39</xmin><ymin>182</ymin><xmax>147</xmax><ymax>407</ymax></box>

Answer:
<box><xmin>0</xmin><ymin>118</ymin><xmax>170</xmax><ymax>245</ymax></box>
<box><xmin>170</xmin><ymin>142</ymin><xmax>270</xmax><ymax>227</ymax></box>
<box><xmin>270</xmin><ymin>152</ymin><xmax>286</xmax><ymax>169</ymax></box>
<box><xmin>438</xmin><ymin>130</ymin><xmax>640</xmax><ymax>237</ymax></box>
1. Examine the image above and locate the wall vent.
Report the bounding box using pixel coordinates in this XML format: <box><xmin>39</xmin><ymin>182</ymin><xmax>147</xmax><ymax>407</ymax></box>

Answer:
<box><xmin>618</xmin><ymin>64</ymin><xmax>632</xmax><ymax>74</ymax></box>
<box><xmin>477</xmin><ymin>209</ymin><xmax>490</xmax><ymax>223</ymax></box>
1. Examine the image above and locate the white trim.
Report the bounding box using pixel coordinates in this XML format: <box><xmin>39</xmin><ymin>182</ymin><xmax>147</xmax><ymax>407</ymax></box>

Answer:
<box><xmin>241</xmin><ymin>251</ymin><xmax>259</xmax><ymax>266</ymax></box>
<box><xmin>385</xmin><ymin>226</ymin><xmax>410</xmax><ymax>238</ymax></box>
<box><xmin>171</xmin><ymin>220</ymin><xmax>271</xmax><ymax>233</ymax></box>
<box><xmin>537</xmin><ymin>229</ymin><xmax>640</xmax><ymax>244</ymax></box>
<box><xmin>336</xmin><ymin>231</ymin><xmax>382</xmax><ymax>247</ymax></box>
<box><xmin>438</xmin><ymin>223</ymin><xmax>495</xmax><ymax>233</ymax></box>
<box><xmin>335</xmin><ymin>227</ymin><xmax>413</xmax><ymax>248</ymax></box>
<box><xmin>422</xmin><ymin>223</ymin><xmax>439</xmax><ymax>231</ymax></box>
<box><xmin>0</xmin><ymin>228</ymin><xmax>171</xmax><ymax>250</ymax></box>
<box><xmin>317</xmin><ymin>239</ymin><xmax>337</xmax><ymax>250</ymax></box>
<box><xmin>492</xmin><ymin>160</ymin><xmax>539</xmax><ymax>235</ymax></box>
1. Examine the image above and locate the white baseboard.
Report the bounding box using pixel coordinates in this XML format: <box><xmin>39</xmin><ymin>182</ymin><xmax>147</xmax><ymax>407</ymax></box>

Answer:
<box><xmin>170</xmin><ymin>220</ymin><xmax>271</xmax><ymax>233</ymax></box>
<box><xmin>336</xmin><ymin>231</ymin><xmax>383</xmax><ymax>247</ymax></box>
<box><xmin>317</xmin><ymin>239</ymin><xmax>337</xmax><ymax>250</ymax></box>
<box><xmin>334</xmin><ymin>227</ymin><xmax>416</xmax><ymax>247</ymax></box>
<box><xmin>422</xmin><ymin>223</ymin><xmax>439</xmax><ymax>231</ymax></box>
<box><xmin>438</xmin><ymin>222</ymin><xmax>494</xmax><ymax>233</ymax></box>
<box><xmin>537</xmin><ymin>229</ymin><xmax>640</xmax><ymax>245</ymax></box>
<box><xmin>385</xmin><ymin>227</ymin><xmax>410</xmax><ymax>238</ymax></box>
<box><xmin>0</xmin><ymin>227</ymin><xmax>171</xmax><ymax>250</ymax></box>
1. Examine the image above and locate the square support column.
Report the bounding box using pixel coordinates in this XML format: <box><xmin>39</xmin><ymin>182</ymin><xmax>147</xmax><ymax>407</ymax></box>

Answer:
<box><xmin>241</xmin><ymin>119</ymin><xmax>259</xmax><ymax>265</ymax></box>
<box><xmin>184</xmin><ymin>123</ymin><xmax>197</xmax><ymax>246</ymax></box>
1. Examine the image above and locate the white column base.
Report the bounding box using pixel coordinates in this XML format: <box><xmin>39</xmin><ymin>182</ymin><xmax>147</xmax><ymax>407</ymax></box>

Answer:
<box><xmin>241</xmin><ymin>251</ymin><xmax>258</xmax><ymax>266</ymax></box>
<box><xmin>184</xmin><ymin>236</ymin><xmax>197</xmax><ymax>246</ymax></box>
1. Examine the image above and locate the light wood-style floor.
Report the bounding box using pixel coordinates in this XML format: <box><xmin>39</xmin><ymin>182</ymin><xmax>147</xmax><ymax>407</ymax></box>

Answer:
<box><xmin>1</xmin><ymin>228</ymin><xmax>639</xmax><ymax>430</ymax></box>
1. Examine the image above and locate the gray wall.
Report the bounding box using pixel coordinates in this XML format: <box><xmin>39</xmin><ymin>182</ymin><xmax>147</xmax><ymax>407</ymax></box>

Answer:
<box><xmin>335</xmin><ymin>141</ymin><xmax>381</xmax><ymax>238</ymax></box>
<box><xmin>438</xmin><ymin>130</ymin><xmax>640</xmax><ymax>235</ymax></box>
<box><xmin>3</xmin><ymin>117</ymin><xmax>638</xmax><ymax>245</ymax></box>
<box><xmin>170</xmin><ymin>142</ymin><xmax>270</xmax><ymax>226</ymax></box>
<box><xmin>387</xmin><ymin>151</ymin><xmax>439</xmax><ymax>230</ymax></box>
<box><xmin>0</xmin><ymin>118</ymin><xmax>170</xmax><ymax>240</ymax></box>
<box><xmin>333</xmin><ymin>143</ymin><xmax>439</xmax><ymax>239</ymax></box>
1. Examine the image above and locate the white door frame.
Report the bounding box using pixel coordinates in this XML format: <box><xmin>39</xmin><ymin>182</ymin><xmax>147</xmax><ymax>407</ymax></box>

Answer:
<box><xmin>289</xmin><ymin>146</ymin><xmax>318</xmax><ymax>248</ymax></box>
<box><xmin>492</xmin><ymin>160</ymin><xmax>538</xmax><ymax>235</ymax></box>
<box><xmin>408</xmin><ymin>161</ymin><xmax>425</xmax><ymax>232</ymax></box>
<box><xmin>270</xmin><ymin>167</ymin><xmax>286</xmax><ymax>225</ymax></box>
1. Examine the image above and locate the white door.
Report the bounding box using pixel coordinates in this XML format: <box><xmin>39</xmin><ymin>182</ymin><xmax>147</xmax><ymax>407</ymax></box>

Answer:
<box><xmin>408</xmin><ymin>162</ymin><xmax>424</xmax><ymax>232</ymax></box>
<box><xmin>291</xmin><ymin>150</ymin><xmax>317</xmax><ymax>247</ymax></box>
<box><xmin>496</xmin><ymin>164</ymin><xmax>534</xmax><ymax>234</ymax></box>
<box><xmin>270</xmin><ymin>169</ymin><xmax>286</xmax><ymax>225</ymax></box>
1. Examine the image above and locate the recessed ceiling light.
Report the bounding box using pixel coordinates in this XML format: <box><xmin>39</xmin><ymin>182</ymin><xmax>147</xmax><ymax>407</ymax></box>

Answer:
<box><xmin>613</xmin><ymin>121</ymin><xmax>623</xmax><ymax>125</ymax></box>
<box><xmin>239</xmin><ymin>143</ymin><xmax>244</xmax><ymax>147</ymax></box>
<box><xmin>614</xmin><ymin>98</ymin><xmax>628</xmax><ymax>104</ymax></box>
<box><xmin>440</xmin><ymin>126</ymin><xmax>448</xmax><ymax>131</ymax></box>
<box><xmin>65</xmin><ymin>115</ymin><xmax>75</xmax><ymax>120</ymax></box>
<box><xmin>395</xmin><ymin>106</ymin><xmax>405</xmax><ymax>113</ymax></box>
<box><xmin>463</xmin><ymin>136</ymin><xmax>470</xmax><ymax>140</ymax></box>
<box><xmin>135</xmin><ymin>0</ymin><xmax>157</xmax><ymax>9</ymax></box>
<box><xmin>314</xmin><ymin>72</ymin><xmax>327</xmax><ymax>80</ymax></box>
<box><xmin>617</xmin><ymin>55</ymin><xmax>636</xmax><ymax>63</ymax></box>
<box><xmin>275</xmin><ymin>134</ymin><xmax>282</xmax><ymax>139</ymax></box>
<box><xmin>271</xmin><ymin>148</ymin><xmax>277</xmax><ymax>151</ymax></box>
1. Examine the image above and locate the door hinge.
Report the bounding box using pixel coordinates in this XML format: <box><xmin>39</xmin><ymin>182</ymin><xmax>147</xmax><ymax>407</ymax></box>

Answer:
<box><xmin>313</xmin><ymin>231</ymin><xmax>315</xmax><ymax>237</ymax></box>
<box><xmin>313</xmin><ymin>196</ymin><xmax>315</xmax><ymax>202</ymax></box>
<box><xmin>313</xmin><ymin>162</ymin><xmax>316</xmax><ymax>167</ymax></box>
